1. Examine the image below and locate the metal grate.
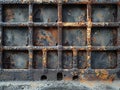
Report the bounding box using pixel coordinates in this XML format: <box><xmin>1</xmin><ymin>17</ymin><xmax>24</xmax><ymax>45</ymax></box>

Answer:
<box><xmin>0</xmin><ymin>0</ymin><xmax>120</xmax><ymax>81</ymax></box>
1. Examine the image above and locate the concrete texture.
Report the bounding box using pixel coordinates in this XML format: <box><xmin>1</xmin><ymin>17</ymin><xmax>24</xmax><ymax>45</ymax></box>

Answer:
<box><xmin>0</xmin><ymin>81</ymin><xmax>120</xmax><ymax>90</ymax></box>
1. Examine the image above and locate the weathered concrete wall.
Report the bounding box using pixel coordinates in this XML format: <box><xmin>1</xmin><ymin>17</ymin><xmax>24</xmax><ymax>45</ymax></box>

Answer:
<box><xmin>0</xmin><ymin>81</ymin><xmax>120</xmax><ymax>90</ymax></box>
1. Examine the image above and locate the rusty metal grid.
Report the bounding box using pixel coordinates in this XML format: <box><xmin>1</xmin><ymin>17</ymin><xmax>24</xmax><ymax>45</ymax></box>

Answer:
<box><xmin>0</xmin><ymin>0</ymin><xmax>120</xmax><ymax>81</ymax></box>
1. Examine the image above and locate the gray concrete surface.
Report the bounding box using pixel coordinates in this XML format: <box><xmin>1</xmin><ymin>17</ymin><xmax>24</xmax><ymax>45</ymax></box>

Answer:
<box><xmin>0</xmin><ymin>81</ymin><xmax>120</xmax><ymax>90</ymax></box>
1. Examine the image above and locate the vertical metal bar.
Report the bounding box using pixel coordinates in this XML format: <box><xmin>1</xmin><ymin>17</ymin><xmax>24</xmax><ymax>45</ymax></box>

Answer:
<box><xmin>87</xmin><ymin>4</ymin><xmax>92</xmax><ymax>69</ymax></box>
<box><xmin>42</xmin><ymin>49</ymin><xmax>47</xmax><ymax>70</ymax></box>
<box><xmin>58</xmin><ymin>28</ymin><xmax>62</xmax><ymax>69</ymax></box>
<box><xmin>58</xmin><ymin>2</ymin><xmax>62</xmax><ymax>70</ymax></box>
<box><xmin>117</xmin><ymin>51</ymin><xmax>120</xmax><ymax>68</ymax></box>
<box><xmin>29</xmin><ymin>27</ymin><xmax>33</xmax><ymax>46</ymax></box>
<box><xmin>58</xmin><ymin>2</ymin><xmax>62</xmax><ymax>23</ymax></box>
<box><xmin>28</xmin><ymin>4</ymin><xmax>33</xmax><ymax>69</ymax></box>
<box><xmin>28</xmin><ymin>49</ymin><xmax>33</xmax><ymax>69</ymax></box>
<box><xmin>28</xmin><ymin>4</ymin><xmax>33</xmax><ymax>46</ymax></box>
<box><xmin>116</xmin><ymin>4</ymin><xmax>120</xmax><ymax>69</ymax></box>
<box><xmin>0</xmin><ymin>4</ymin><xmax>2</xmax><ymax>69</ymax></box>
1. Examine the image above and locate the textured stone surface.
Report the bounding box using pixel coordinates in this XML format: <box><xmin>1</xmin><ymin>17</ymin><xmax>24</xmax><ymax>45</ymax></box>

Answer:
<box><xmin>0</xmin><ymin>81</ymin><xmax>120</xmax><ymax>90</ymax></box>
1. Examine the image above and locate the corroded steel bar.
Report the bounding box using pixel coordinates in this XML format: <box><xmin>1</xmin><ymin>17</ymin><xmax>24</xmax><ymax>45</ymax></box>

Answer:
<box><xmin>42</xmin><ymin>49</ymin><xmax>47</xmax><ymax>71</ymax></box>
<box><xmin>1</xmin><ymin>22</ymin><xmax>29</xmax><ymax>27</ymax></box>
<box><xmin>117</xmin><ymin>51</ymin><xmax>120</xmax><ymax>68</ymax></box>
<box><xmin>29</xmin><ymin>3</ymin><xmax>33</xmax><ymax>23</ymax></box>
<box><xmin>91</xmin><ymin>46</ymin><xmax>120</xmax><ymax>50</ymax></box>
<box><xmin>117</xmin><ymin>4</ymin><xmax>120</xmax><ymax>69</ymax></box>
<box><xmin>33</xmin><ymin>22</ymin><xmax>57</xmax><ymax>27</ymax></box>
<box><xmin>28</xmin><ymin>50</ymin><xmax>33</xmax><ymax>69</ymax></box>
<box><xmin>58</xmin><ymin>3</ymin><xmax>62</xmax><ymax>70</ymax></box>
<box><xmin>28</xmin><ymin>4</ymin><xmax>33</xmax><ymax>69</ymax></box>
<box><xmin>28</xmin><ymin>27</ymin><xmax>33</xmax><ymax>46</ymax></box>
<box><xmin>0</xmin><ymin>4</ymin><xmax>2</xmax><ymax>69</ymax></box>
<box><xmin>91</xmin><ymin>0</ymin><xmax>119</xmax><ymax>4</ymax></box>
<box><xmin>87</xmin><ymin>4</ymin><xmax>92</xmax><ymax>68</ymax></box>
<box><xmin>58</xmin><ymin>48</ymin><xmax>62</xmax><ymax>69</ymax></box>
<box><xmin>2</xmin><ymin>46</ymin><xmax>120</xmax><ymax>50</ymax></box>
<box><xmin>0</xmin><ymin>0</ymin><xmax>119</xmax><ymax>4</ymax></box>
<box><xmin>3</xmin><ymin>46</ymin><xmax>28</xmax><ymax>50</ymax></box>
<box><xmin>62</xmin><ymin>22</ymin><xmax>87</xmax><ymax>27</ymax></box>
<box><xmin>2</xmin><ymin>68</ymin><xmax>119</xmax><ymax>72</ymax></box>
<box><xmin>92</xmin><ymin>22</ymin><xmax>119</xmax><ymax>27</ymax></box>
<box><xmin>58</xmin><ymin>3</ymin><xmax>62</xmax><ymax>24</ymax></box>
<box><xmin>1</xmin><ymin>22</ymin><xmax>119</xmax><ymax>27</ymax></box>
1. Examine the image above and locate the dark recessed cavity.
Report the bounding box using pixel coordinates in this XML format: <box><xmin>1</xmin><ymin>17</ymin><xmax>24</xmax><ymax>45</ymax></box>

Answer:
<box><xmin>72</xmin><ymin>75</ymin><xmax>79</xmax><ymax>80</ymax></box>
<box><xmin>41</xmin><ymin>75</ymin><xmax>47</xmax><ymax>80</ymax></box>
<box><xmin>57</xmin><ymin>72</ymin><xmax>63</xmax><ymax>80</ymax></box>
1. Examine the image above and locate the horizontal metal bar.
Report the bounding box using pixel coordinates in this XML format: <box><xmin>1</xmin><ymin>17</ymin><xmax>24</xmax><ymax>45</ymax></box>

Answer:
<box><xmin>1</xmin><ymin>22</ymin><xmax>29</xmax><ymax>27</ymax></box>
<box><xmin>91</xmin><ymin>46</ymin><xmax>120</xmax><ymax>50</ymax></box>
<box><xmin>1</xmin><ymin>68</ymin><xmax>119</xmax><ymax>72</ymax></box>
<box><xmin>0</xmin><ymin>22</ymin><xmax>58</xmax><ymax>27</ymax></box>
<box><xmin>33</xmin><ymin>22</ymin><xmax>58</xmax><ymax>27</ymax></box>
<box><xmin>91</xmin><ymin>0</ymin><xmax>119</xmax><ymax>4</ymax></box>
<box><xmin>62</xmin><ymin>22</ymin><xmax>87</xmax><ymax>27</ymax></box>
<box><xmin>3</xmin><ymin>46</ymin><xmax>28</xmax><ymax>50</ymax></box>
<box><xmin>0</xmin><ymin>0</ymin><xmax>29</xmax><ymax>4</ymax></box>
<box><xmin>0</xmin><ymin>22</ymin><xmax>119</xmax><ymax>27</ymax></box>
<box><xmin>2</xmin><ymin>46</ymin><xmax>120</xmax><ymax>50</ymax></box>
<box><xmin>3</xmin><ymin>46</ymin><xmax>58</xmax><ymax>50</ymax></box>
<box><xmin>92</xmin><ymin>22</ymin><xmax>119</xmax><ymax>27</ymax></box>
<box><xmin>0</xmin><ymin>0</ymin><xmax>119</xmax><ymax>4</ymax></box>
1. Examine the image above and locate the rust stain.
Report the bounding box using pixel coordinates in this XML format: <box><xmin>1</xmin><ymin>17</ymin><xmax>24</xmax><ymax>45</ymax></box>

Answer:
<box><xmin>95</xmin><ymin>70</ymin><xmax>109</xmax><ymax>80</ymax></box>
<box><xmin>5</xmin><ymin>9</ymin><xmax>14</xmax><ymax>21</ymax></box>
<box><xmin>42</xmin><ymin>49</ymin><xmax>47</xmax><ymax>68</ymax></box>
<box><xmin>29</xmin><ymin>15</ymin><xmax>33</xmax><ymax>21</ymax></box>
<box><xmin>64</xmin><ymin>77</ymin><xmax>72</xmax><ymax>81</ymax></box>
<box><xmin>34</xmin><ymin>28</ymin><xmax>58</xmax><ymax>46</ymax></box>
<box><xmin>73</xmin><ymin>48</ymin><xmax>77</xmax><ymax>56</ymax></box>
<box><xmin>48</xmin><ymin>27</ymin><xmax>58</xmax><ymax>44</ymax></box>
<box><xmin>29</xmin><ymin>53</ymin><xmax>33</xmax><ymax>59</ymax></box>
<box><xmin>63</xmin><ymin>0</ymin><xmax>68</xmax><ymax>3</ymax></box>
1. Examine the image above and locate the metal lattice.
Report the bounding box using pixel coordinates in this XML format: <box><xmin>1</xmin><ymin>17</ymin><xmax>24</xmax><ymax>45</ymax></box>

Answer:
<box><xmin>0</xmin><ymin>0</ymin><xmax>120</xmax><ymax>81</ymax></box>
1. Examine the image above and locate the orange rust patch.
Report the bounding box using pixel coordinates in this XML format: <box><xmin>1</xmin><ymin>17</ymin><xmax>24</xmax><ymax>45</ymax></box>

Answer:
<box><xmin>29</xmin><ymin>52</ymin><xmax>33</xmax><ymax>59</ymax></box>
<box><xmin>29</xmin><ymin>15</ymin><xmax>33</xmax><ymax>21</ymax></box>
<box><xmin>64</xmin><ymin>77</ymin><xmax>72</xmax><ymax>81</ymax></box>
<box><xmin>5</xmin><ymin>9</ymin><xmax>14</xmax><ymax>21</ymax></box>
<box><xmin>47</xmin><ymin>27</ymin><xmax>58</xmax><ymax>43</ymax></box>
<box><xmin>95</xmin><ymin>70</ymin><xmax>109</xmax><ymax>80</ymax></box>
